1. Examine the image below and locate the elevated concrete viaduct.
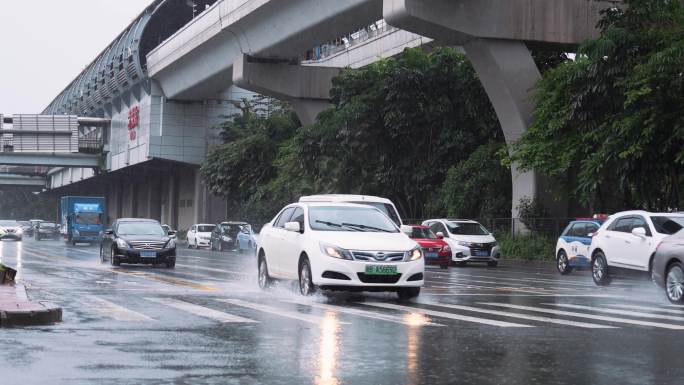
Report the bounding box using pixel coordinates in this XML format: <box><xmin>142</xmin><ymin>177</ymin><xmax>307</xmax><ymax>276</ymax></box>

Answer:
<box><xmin>146</xmin><ymin>0</ymin><xmax>620</xmax><ymax>219</ymax></box>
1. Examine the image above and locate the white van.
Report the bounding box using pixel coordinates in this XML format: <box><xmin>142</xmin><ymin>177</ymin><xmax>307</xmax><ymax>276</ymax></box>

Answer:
<box><xmin>299</xmin><ymin>195</ymin><xmax>403</xmax><ymax>226</ymax></box>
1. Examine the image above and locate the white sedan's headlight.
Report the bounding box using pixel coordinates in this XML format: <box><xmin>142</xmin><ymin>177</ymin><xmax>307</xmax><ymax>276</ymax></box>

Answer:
<box><xmin>320</xmin><ymin>243</ymin><xmax>353</xmax><ymax>260</ymax></box>
<box><xmin>406</xmin><ymin>246</ymin><xmax>423</xmax><ymax>261</ymax></box>
<box><xmin>458</xmin><ymin>241</ymin><xmax>474</xmax><ymax>247</ymax></box>
<box><xmin>116</xmin><ymin>238</ymin><xmax>128</xmax><ymax>248</ymax></box>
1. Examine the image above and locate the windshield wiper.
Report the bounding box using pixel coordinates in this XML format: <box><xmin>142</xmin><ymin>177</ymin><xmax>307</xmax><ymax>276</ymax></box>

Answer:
<box><xmin>315</xmin><ymin>220</ymin><xmax>361</xmax><ymax>231</ymax></box>
<box><xmin>341</xmin><ymin>223</ymin><xmax>393</xmax><ymax>233</ymax></box>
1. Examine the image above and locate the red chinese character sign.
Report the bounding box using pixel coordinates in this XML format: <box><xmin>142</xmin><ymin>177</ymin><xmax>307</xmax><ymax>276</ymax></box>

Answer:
<box><xmin>128</xmin><ymin>106</ymin><xmax>140</xmax><ymax>141</ymax></box>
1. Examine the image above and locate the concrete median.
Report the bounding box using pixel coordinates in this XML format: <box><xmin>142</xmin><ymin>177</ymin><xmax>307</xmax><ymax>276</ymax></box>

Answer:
<box><xmin>0</xmin><ymin>282</ymin><xmax>62</xmax><ymax>327</ymax></box>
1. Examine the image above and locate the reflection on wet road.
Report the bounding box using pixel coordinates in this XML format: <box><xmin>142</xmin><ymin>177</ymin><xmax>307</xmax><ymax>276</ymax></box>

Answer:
<box><xmin>1</xmin><ymin>238</ymin><xmax>683</xmax><ymax>385</ymax></box>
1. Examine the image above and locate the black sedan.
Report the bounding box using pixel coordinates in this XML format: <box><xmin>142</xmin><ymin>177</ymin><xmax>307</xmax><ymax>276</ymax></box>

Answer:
<box><xmin>100</xmin><ymin>218</ymin><xmax>176</xmax><ymax>268</ymax></box>
<box><xmin>652</xmin><ymin>230</ymin><xmax>684</xmax><ymax>303</ymax></box>
<box><xmin>210</xmin><ymin>222</ymin><xmax>246</xmax><ymax>252</ymax></box>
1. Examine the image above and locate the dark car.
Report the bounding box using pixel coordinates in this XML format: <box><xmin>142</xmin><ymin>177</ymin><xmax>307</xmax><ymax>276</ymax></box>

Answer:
<box><xmin>35</xmin><ymin>222</ymin><xmax>60</xmax><ymax>240</ymax></box>
<box><xmin>652</xmin><ymin>229</ymin><xmax>684</xmax><ymax>304</ymax></box>
<box><xmin>210</xmin><ymin>222</ymin><xmax>247</xmax><ymax>252</ymax></box>
<box><xmin>100</xmin><ymin>218</ymin><xmax>176</xmax><ymax>268</ymax></box>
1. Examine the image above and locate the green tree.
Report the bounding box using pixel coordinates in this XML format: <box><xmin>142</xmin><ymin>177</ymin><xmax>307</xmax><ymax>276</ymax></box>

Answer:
<box><xmin>293</xmin><ymin>47</ymin><xmax>508</xmax><ymax>220</ymax></box>
<box><xmin>510</xmin><ymin>0</ymin><xmax>684</xmax><ymax>212</ymax></box>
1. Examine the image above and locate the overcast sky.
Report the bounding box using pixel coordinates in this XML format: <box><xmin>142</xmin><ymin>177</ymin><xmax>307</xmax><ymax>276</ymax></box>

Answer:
<box><xmin>0</xmin><ymin>0</ymin><xmax>150</xmax><ymax>114</ymax></box>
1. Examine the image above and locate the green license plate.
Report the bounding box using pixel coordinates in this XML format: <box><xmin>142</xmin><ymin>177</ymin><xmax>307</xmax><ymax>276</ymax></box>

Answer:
<box><xmin>365</xmin><ymin>265</ymin><xmax>398</xmax><ymax>275</ymax></box>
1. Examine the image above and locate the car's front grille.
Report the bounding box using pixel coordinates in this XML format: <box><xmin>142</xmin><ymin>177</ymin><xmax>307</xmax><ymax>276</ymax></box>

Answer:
<box><xmin>352</xmin><ymin>251</ymin><xmax>405</xmax><ymax>262</ymax></box>
<box><xmin>129</xmin><ymin>241</ymin><xmax>167</xmax><ymax>250</ymax></box>
<box><xmin>469</xmin><ymin>242</ymin><xmax>495</xmax><ymax>254</ymax></box>
<box><xmin>357</xmin><ymin>273</ymin><xmax>402</xmax><ymax>284</ymax></box>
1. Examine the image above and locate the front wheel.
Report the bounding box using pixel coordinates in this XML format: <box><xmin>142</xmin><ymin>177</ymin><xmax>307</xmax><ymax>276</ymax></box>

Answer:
<box><xmin>99</xmin><ymin>246</ymin><xmax>106</xmax><ymax>263</ymax></box>
<box><xmin>258</xmin><ymin>256</ymin><xmax>272</xmax><ymax>289</ymax></box>
<box><xmin>666</xmin><ymin>262</ymin><xmax>684</xmax><ymax>304</ymax></box>
<box><xmin>299</xmin><ymin>258</ymin><xmax>316</xmax><ymax>296</ymax></box>
<box><xmin>166</xmin><ymin>259</ymin><xmax>176</xmax><ymax>269</ymax></box>
<box><xmin>110</xmin><ymin>248</ymin><xmax>121</xmax><ymax>267</ymax></box>
<box><xmin>592</xmin><ymin>252</ymin><xmax>611</xmax><ymax>286</ymax></box>
<box><xmin>557</xmin><ymin>250</ymin><xmax>572</xmax><ymax>275</ymax></box>
<box><xmin>398</xmin><ymin>287</ymin><xmax>421</xmax><ymax>300</ymax></box>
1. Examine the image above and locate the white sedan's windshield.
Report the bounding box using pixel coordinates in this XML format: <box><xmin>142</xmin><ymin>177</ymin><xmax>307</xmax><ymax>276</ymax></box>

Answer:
<box><xmin>118</xmin><ymin>222</ymin><xmax>166</xmax><ymax>236</ymax></box>
<box><xmin>309</xmin><ymin>206</ymin><xmax>398</xmax><ymax>233</ymax></box>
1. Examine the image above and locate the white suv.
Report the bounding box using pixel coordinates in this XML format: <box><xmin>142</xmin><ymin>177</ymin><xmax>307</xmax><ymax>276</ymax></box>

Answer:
<box><xmin>258</xmin><ymin>202</ymin><xmax>424</xmax><ymax>299</ymax></box>
<box><xmin>422</xmin><ymin>219</ymin><xmax>501</xmax><ymax>267</ymax></box>
<box><xmin>589</xmin><ymin>211</ymin><xmax>684</xmax><ymax>285</ymax></box>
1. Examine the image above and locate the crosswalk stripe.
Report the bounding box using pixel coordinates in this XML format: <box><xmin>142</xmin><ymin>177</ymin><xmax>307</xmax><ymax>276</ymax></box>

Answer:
<box><xmin>545</xmin><ymin>303</ymin><xmax>684</xmax><ymax>322</ymax></box>
<box><xmin>285</xmin><ymin>299</ymin><xmax>444</xmax><ymax>327</ymax></box>
<box><xmin>483</xmin><ymin>303</ymin><xmax>684</xmax><ymax>330</ymax></box>
<box><xmin>364</xmin><ymin>302</ymin><xmax>532</xmax><ymax>328</ymax></box>
<box><xmin>85</xmin><ymin>296</ymin><xmax>155</xmax><ymax>321</ymax></box>
<box><xmin>220</xmin><ymin>299</ymin><xmax>350</xmax><ymax>325</ymax></box>
<box><xmin>175</xmin><ymin>263</ymin><xmax>251</xmax><ymax>277</ymax></box>
<box><xmin>144</xmin><ymin>298</ymin><xmax>257</xmax><ymax>323</ymax></box>
<box><xmin>425</xmin><ymin>302</ymin><xmax>615</xmax><ymax>329</ymax></box>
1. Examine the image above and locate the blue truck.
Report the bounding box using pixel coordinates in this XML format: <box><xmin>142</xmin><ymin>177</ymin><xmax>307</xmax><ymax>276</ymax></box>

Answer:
<box><xmin>60</xmin><ymin>196</ymin><xmax>107</xmax><ymax>245</ymax></box>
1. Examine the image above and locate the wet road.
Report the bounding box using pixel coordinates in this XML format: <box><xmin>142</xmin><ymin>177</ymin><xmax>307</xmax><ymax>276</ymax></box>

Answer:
<box><xmin>1</xmin><ymin>238</ymin><xmax>683</xmax><ymax>385</ymax></box>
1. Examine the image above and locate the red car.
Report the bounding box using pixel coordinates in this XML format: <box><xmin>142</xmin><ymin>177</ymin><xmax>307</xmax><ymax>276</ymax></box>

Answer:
<box><xmin>407</xmin><ymin>225</ymin><xmax>451</xmax><ymax>269</ymax></box>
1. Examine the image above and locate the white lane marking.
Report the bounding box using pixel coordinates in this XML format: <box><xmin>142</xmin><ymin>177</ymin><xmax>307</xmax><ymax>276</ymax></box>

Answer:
<box><xmin>175</xmin><ymin>263</ymin><xmax>251</xmax><ymax>277</ymax></box>
<box><xmin>220</xmin><ymin>299</ymin><xmax>349</xmax><ymax>325</ymax></box>
<box><xmin>85</xmin><ymin>296</ymin><xmax>155</xmax><ymax>321</ymax></box>
<box><xmin>424</xmin><ymin>302</ymin><xmax>615</xmax><ymax>329</ymax></box>
<box><xmin>144</xmin><ymin>298</ymin><xmax>257</xmax><ymax>323</ymax></box>
<box><xmin>546</xmin><ymin>303</ymin><xmax>684</xmax><ymax>322</ymax></box>
<box><xmin>285</xmin><ymin>299</ymin><xmax>444</xmax><ymax>327</ymax></box>
<box><xmin>363</xmin><ymin>302</ymin><xmax>532</xmax><ymax>328</ymax></box>
<box><xmin>484</xmin><ymin>303</ymin><xmax>684</xmax><ymax>330</ymax></box>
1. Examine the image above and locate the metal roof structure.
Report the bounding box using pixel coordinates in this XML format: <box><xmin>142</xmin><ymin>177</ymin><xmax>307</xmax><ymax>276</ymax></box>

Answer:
<box><xmin>43</xmin><ymin>0</ymin><xmax>218</xmax><ymax>116</ymax></box>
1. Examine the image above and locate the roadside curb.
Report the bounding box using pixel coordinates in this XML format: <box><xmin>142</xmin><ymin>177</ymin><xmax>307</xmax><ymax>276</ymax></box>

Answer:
<box><xmin>0</xmin><ymin>284</ymin><xmax>63</xmax><ymax>327</ymax></box>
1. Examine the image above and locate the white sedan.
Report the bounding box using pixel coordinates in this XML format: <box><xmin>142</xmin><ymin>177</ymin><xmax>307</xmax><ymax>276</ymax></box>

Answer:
<box><xmin>187</xmin><ymin>224</ymin><xmax>216</xmax><ymax>249</ymax></box>
<box><xmin>257</xmin><ymin>202</ymin><xmax>424</xmax><ymax>299</ymax></box>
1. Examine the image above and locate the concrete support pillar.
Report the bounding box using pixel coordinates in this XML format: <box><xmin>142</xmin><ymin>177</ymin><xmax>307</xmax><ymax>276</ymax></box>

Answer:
<box><xmin>463</xmin><ymin>38</ymin><xmax>541</xmax><ymax>218</ymax></box>
<box><xmin>381</xmin><ymin>0</ymin><xmax>610</xmax><ymax>220</ymax></box>
<box><xmin>168</xmin><ymin>173</ymin><xmax>179</xmax><ymax>229</ymax></box>
<box><xmin>233</xmin><ymin>55</ymin><xmax>342</xmax><ymax>126</ymax></box>
<box><xmin>193</xmin><ymin>169</ymin><xmax>206</xmax><ymax>225</ymax></box>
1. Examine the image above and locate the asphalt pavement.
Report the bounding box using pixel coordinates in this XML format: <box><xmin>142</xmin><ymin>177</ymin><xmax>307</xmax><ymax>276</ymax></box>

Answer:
<box><xmin>0</xmin><ymin>238</ymin><xmax>682</xmax><ymax>385</ymax></box>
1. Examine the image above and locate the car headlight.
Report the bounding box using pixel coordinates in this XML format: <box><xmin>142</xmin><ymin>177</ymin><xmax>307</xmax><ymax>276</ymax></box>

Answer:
<box><xmin>406</xmin><ymin>246</ymin><xmax>423</xmax><ymax>261</ymax></box>
<box><xmin>116</xmin><ymin>238</ymin><xmax>128</xmax><ymax>248</ymax></box>
<box><xmin>458</xmin><ymin>241</ymin><xmax>473</xmax><ymax>247</ymax></box>
<box><xmin>320</xmin><ymin>243</ymin><xmax>353</xmax><ymax>260</ymax></box>
<box><xmin>166</xmin><ymin>239</ymin><xmax>176</xmax><ymax>249</ymax></box>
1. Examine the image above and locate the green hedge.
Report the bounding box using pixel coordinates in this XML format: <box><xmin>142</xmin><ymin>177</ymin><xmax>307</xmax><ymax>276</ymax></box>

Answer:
<box><xmin>496</xmin><ymin>233</ymin><xmax>556</xmax><ymax>261</ymax></box>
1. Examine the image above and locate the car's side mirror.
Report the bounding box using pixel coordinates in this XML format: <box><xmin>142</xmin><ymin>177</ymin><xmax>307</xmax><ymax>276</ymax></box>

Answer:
<box><xmin>436</xmin><ymin>232</ymin><xmax>445</xmax><ymax>239</ymax></box>
<box><xmin>284</xmin><ymin>222</ymin><xmax>301</xmax><ymax>233</ymax></box>
<box><xmin>400</xmin><ymin>225</ymin><xmax>413</xmax><ymax>236</ymax></box>
<box><xmin>105</xmin><ymin>229</ymin><xmax>114</xmax><ymax>235</ymax></box>
<box><xmin>632</xmin><ymin>227</ymin><xmax>647</xmax><ymax>238</ymax></box>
